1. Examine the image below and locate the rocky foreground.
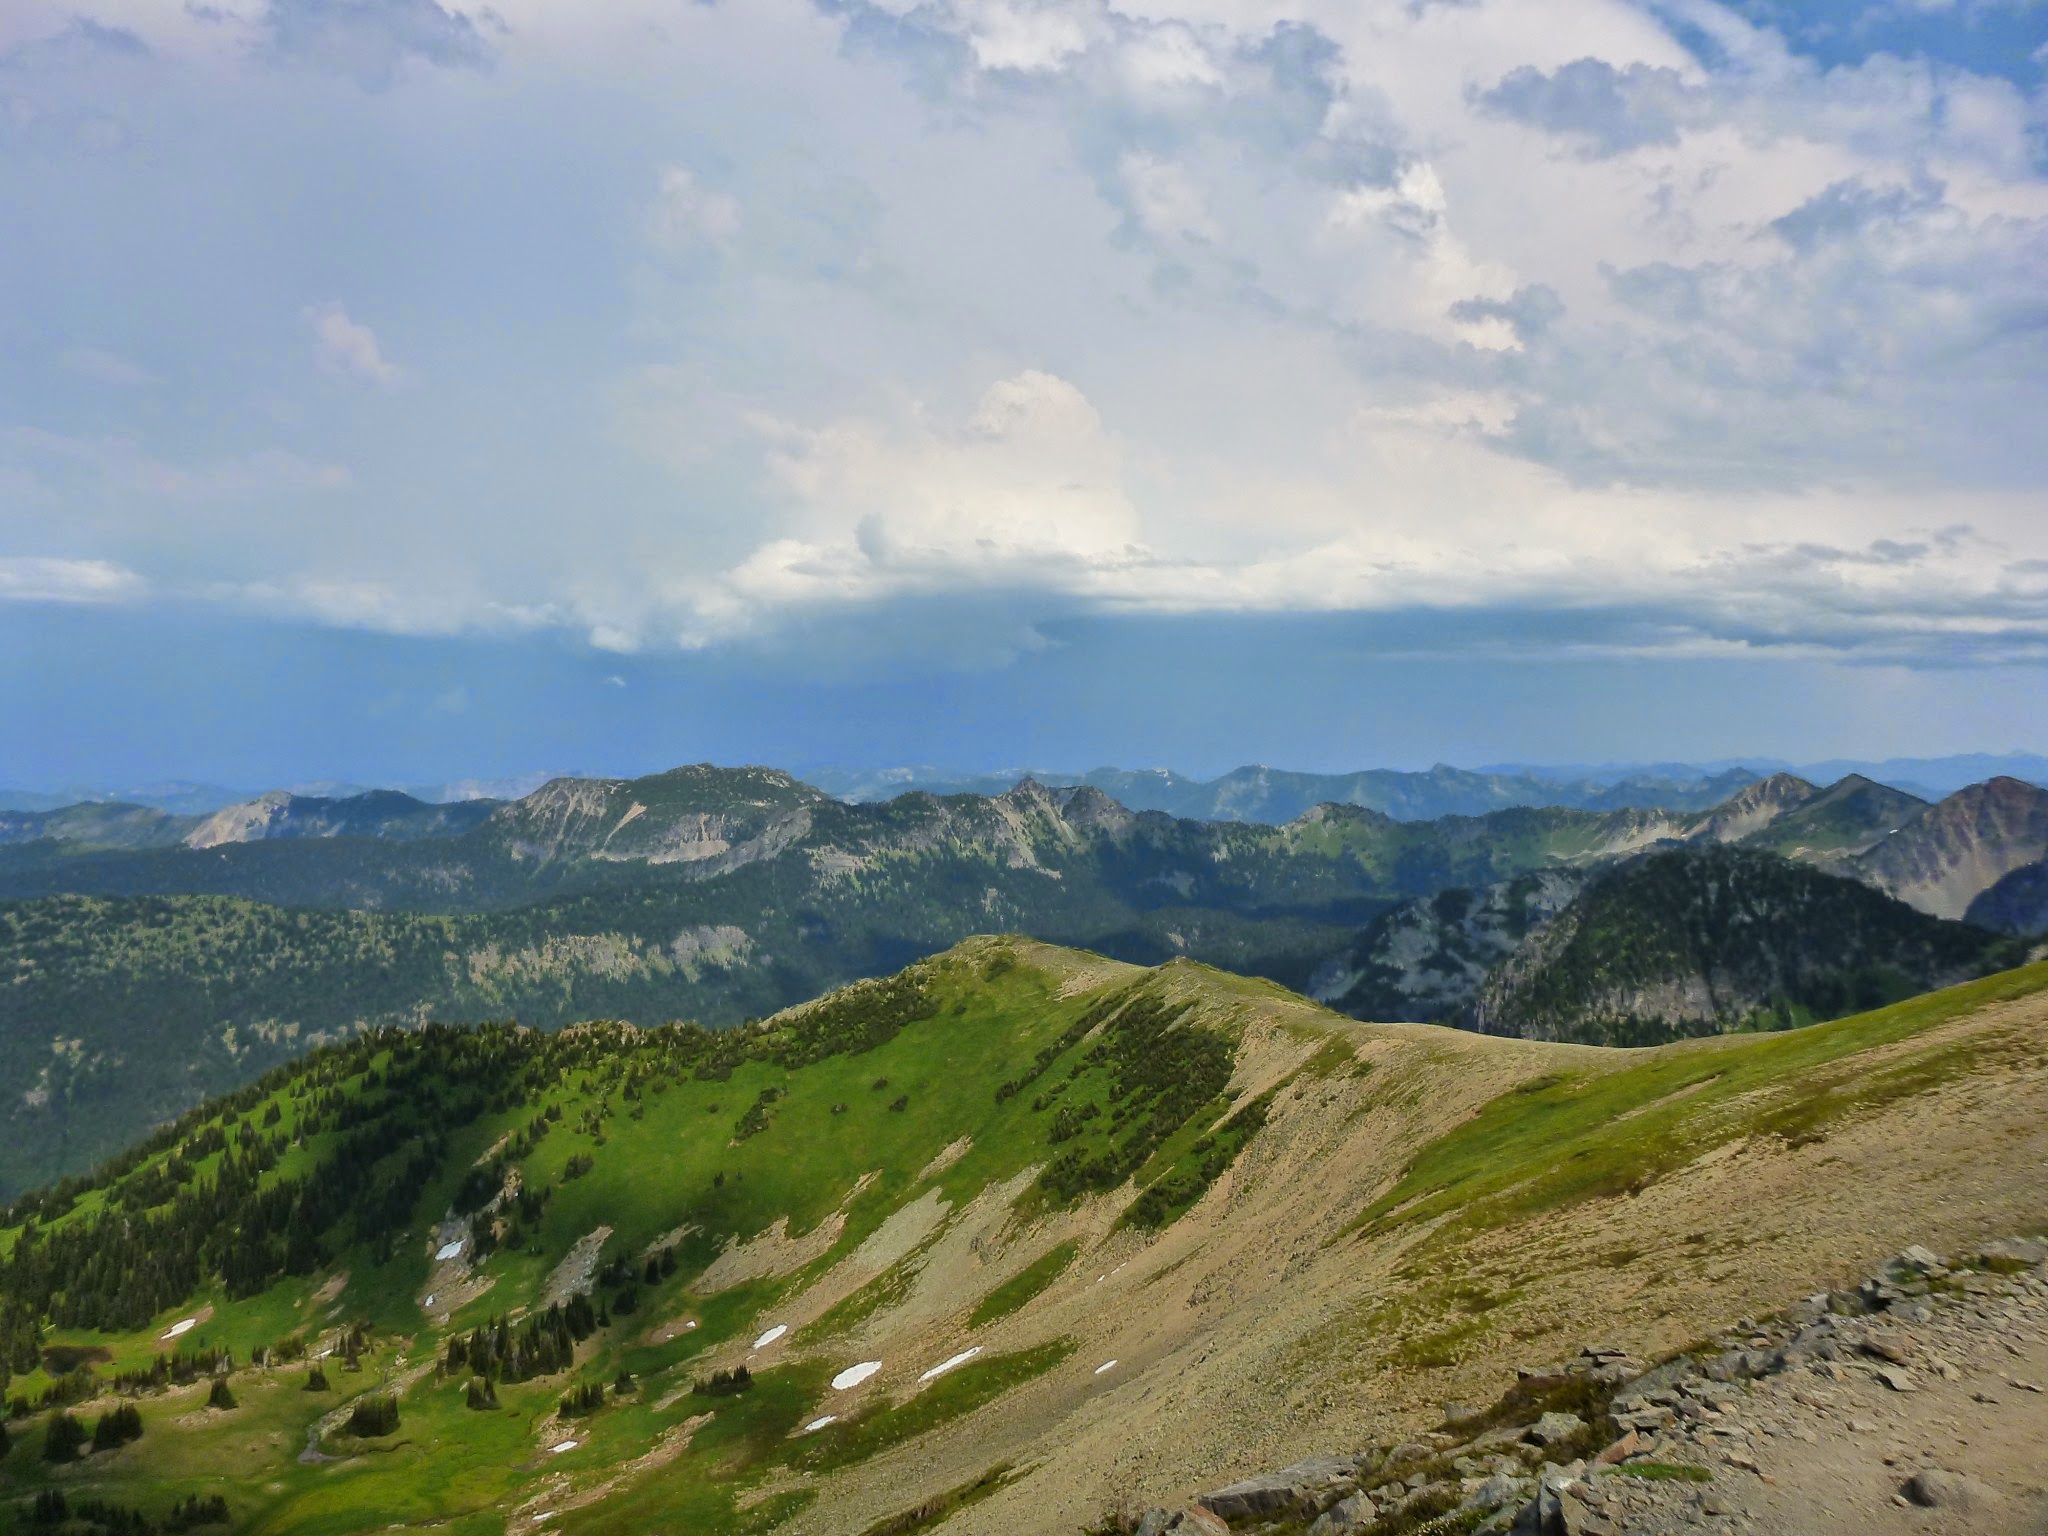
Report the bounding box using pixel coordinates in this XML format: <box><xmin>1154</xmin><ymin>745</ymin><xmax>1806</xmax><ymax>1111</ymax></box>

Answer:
<box><xmin>1104</xmin><ymin>1235</ymin><xmax>2048</xmax><ymax>1536</ymax></box>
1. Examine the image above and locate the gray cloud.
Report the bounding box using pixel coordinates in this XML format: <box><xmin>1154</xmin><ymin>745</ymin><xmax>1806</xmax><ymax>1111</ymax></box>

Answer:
<box><xmin>261</xmin><ymin>0</ymin><xmax>496</xmax><ymax>86</ymax></box>
<box><xmin>1475</xmin><ymin>58</ymin><xmax>1700</xmax><ymax>157</ymax></box>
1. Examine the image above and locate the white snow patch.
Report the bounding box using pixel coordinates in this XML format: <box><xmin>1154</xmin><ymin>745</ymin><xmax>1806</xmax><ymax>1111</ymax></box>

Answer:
<box><xmin>435</xmin><ymin>1240</ymin><xmax>464</xmax><ymax>1262</ymax></box>
<box><xmin>802</xmin><ymin>1414</ymin><xmax>838</xmax><ymax>1433</ymax></box>
<box><xmin>830</xmin><ymin>1361</ymin><xmax>881</xmax><ymax>1390</ymax></box>
<box><xmin>1094</xmin><ymin>1359</ymin><xmax>1119</xmax><ymax>1375</ymax></box>
<box><xmin>753</xmin><ymin>1324</ymin><xmax>788</xmax><ymax>1349</ymax></box>
<box><xmin>918</xmin><ymin>1347</ymin><xmax>982</xmax><ymax>1382</ymax></box>
<box><xmin>549</xmin><ymin>1440</ymin><xmax>578</xmax><ymax>1455</ymax></box>
<box><xmin>162</xmin><ymin>1318</ymin><xmax>196</xmax><ymax>1340</ymax></box>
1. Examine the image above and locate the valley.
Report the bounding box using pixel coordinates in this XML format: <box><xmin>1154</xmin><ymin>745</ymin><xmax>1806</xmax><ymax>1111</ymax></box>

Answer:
<box><xmin>4</xmin><ymin>766</ymin><xmax>2046</xmax><ymax>1199</ymax></box>
<box><xmin>0</xmin><ymin>940</ymin><xmax>2044</xmax><ymax>1536</ymax></box>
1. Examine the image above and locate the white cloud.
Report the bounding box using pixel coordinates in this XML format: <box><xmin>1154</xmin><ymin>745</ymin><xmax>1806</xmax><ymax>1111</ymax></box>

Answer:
<box><xmin>305</xmin><ymin>301</ymin><xmax>403</xmax><ymax>386</ymax></box>
<box><xmin>649</xmin><ymin>166</ymin><xmax>741</xmax><ymax>251</ymax></box>
<box><xmin>0</xmin><ymin>556</ymin><xmax>144</xmax><ymax>603</ymax></box>
<box><xmin>1120</xmin><ymin>149</ymin><xmax>1217</xmax><ymax>242</ymax></box>
<box><xmin>8</xmin><ymin>0</ymin><xmax>2047</xmax><ymax>675</ymax></box>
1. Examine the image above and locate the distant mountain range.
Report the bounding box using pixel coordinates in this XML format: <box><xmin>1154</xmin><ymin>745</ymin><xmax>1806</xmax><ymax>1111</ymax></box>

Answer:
<box><xmin>9</xmin><ymin>752</ymin><xmax>2044</xmax><ymax>821</ymax></box>
<box><xmin>1</xmin><ymin>760</ymin><xmax>2045</xmax><ymax>1195</ymax></box>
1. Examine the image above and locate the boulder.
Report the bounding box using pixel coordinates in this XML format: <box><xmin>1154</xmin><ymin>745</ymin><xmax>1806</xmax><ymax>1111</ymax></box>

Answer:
<box><xmin>1306</xmin><ymin>1491</ymin><xmax>1374</xmax><ymax>1536</ymax></box>
<box><xmin>1891</xmin><ymin>1245</ymin><xmax>1944</xmax><ymax>1276</ymax></box>
<box><xmin>1134</xmin><ymin>1510</ymin><xmax>1228</xmax><ymax>1536</ymax></box>
<box><xmin>1904</xmin><ymin>1469</ymin><xmax>2004</xmax><ymax>1513</ymax></box>
<box><xmin>1198</xmin><ymin>1456</ymin><xmax>1356</xmax><ymax>1523</ymax></box>
<box><xmin>1461</xmin><ymin>1473</ymin><xmax>1527</xmax><ymax>1514</ymax></box>
<box><xmin>1974</xmin><ymin>1237</ymin><xmax>2048</xmax><ymax>1269</ymax></box>
<box><xmin>1525</xmin><ymin>1412</ymin><xmax>1586</xmax><ymax>1448</ymax></box>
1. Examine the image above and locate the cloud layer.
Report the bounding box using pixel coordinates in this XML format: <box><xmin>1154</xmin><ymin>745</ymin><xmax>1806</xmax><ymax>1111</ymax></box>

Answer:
<box><xmin>1</xmin><ymin>0</ymin><xmax>2045</xmax><ymax>671</ymax></box>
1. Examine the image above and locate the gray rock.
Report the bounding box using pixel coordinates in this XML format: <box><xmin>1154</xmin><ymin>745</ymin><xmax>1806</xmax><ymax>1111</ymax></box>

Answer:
<box><xmin>1877</xmin><ymin>1365</ymin><xmax>1918</xmax><ymax>1393</ymax></box>
<box><xmin>1461</xmin><ymin>1473</ymin><xmax>1527</xmax><ymax>1514</ymax></box>
<box><xmin>1199</xmin><ymin>1456</ymin><xmax>1356</xmax><ymax>1522</ymax></box>
<box><xmin>1974</xmin><ymin>1237</ymin><xmax>2048</xmax><ymax>1268</ymax></box>
<box><xmin>1905</xmin><ymin>1468</ymin><xmax>2004</xmax><ymax>1512</ymax></box>
<box><xmin>1307</xmin><ymin>1491</ymin><xmax>1373</xmax><ymax>1536</ymax></box>
<box><xmin>1891</xmin><ymin>1245</ymin><xmax>1944</xmax><ymax>1276</ymax></box>
<box><xmin>1610</xmin><ymin>1357</ymin><xmax>1698</xmax><ymax>1410</ymax></box>
<box><xmin>1132</xmin><ymin>1512</ymin><xmax>1172</xmax><ymax>1536</ymax></box>
<box><xmin>1525</xmin><ymin>1412</ymin><xmax>1586</xmax><ymax>1447</ymax></box>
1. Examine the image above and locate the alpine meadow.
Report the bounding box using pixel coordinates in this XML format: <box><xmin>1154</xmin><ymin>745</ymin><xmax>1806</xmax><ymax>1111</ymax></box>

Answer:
<box><xmin>4</xmin><ymin>1</ymin><xmax>2048</xmax><ymax>1534</ymax></box>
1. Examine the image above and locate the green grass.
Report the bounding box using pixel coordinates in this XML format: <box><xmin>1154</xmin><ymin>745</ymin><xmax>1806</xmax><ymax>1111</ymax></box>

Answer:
<box><xmin>856</xmin><ymin>1462</ymin><xmax>1017</xmax><ymax>1536</ymax></box>
<box><xmin>785</xmin><ymin>1339</ymin><xmax>1078</xmax><ymax>1473</ymax></box>
<box><xmin>1614</xmin><ymin>1462</ymin><xmax>1713</xmax><ymax>1483</ymax></box>
<box><xmin>1352</xmin><ymin>961</ymin><xmax>2048</xmax><ymax>1248</ymax></box>
<box><xmin>0</xmin><ymin>945</ymin><xmax>1258</xmax><ymax>1536</ymax></box>
<box><xmin>969</xmin><ymin>1241</ymin><xmax>1078</xmax><ymax>1328</ymax></box>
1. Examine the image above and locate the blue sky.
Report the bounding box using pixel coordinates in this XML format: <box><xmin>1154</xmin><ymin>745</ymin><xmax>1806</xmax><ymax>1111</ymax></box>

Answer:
<box><xmin>3</xmin><ymin>0</ymin><xmax>2045</xmax><ymax>788</ymax></box>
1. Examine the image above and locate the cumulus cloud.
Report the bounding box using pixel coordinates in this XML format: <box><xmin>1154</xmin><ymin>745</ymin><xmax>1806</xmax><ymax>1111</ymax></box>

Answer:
<box><xmin>305</xmin><ymin>302</ymin><xmax>403</xmax><ymax>386</ymax></box>
<box><xmin>6</xmin><ymin>0</ymin><xmax>2047</xmax><ymax>678</ymax></box>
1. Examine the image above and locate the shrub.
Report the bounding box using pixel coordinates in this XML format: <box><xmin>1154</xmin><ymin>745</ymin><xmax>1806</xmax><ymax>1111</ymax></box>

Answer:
<box><xmin>691</xmin><ymin>1366</ymin><xmax>753</xmax><ymax>1398</ymax></box>
<box><xmin>207</xmin><ymin>1378</ymin><xmax>237</xmax><ymax>1411</ymax></box>
<box><xmin>43</xmin><ymin>1411</ymin><xmax>87</xmax><ymax>1462</ymax></box>
<box><xmin>346</xmin><ymin>1395</ymin><xmax>400</xmax><ymax>1436</ymax></box>
<box><xmin>91</xmin><ymin>1403</ymin><xmax>143</xmax><ymax>1450</ymax></box>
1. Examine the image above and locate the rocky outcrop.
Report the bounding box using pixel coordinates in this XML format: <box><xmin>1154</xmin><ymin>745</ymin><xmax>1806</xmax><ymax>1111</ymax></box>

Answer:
<box><xmin>1851</xmin><ymin>776</ymin><xmax>2048</xmax><ymax>920</ymax></box>
<box><xmin>1108</xmin><ymin>1234</ymin><xmax>2048</xmax><ymax>1536</ymax></box>
<box><xmin>1317</xmin><ymin>871</ymin><xmax>1586</xmax><ymax>1022</ymax></box>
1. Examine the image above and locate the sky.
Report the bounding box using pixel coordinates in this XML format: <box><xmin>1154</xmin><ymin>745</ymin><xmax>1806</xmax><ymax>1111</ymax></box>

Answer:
<box><xmin>2</xmin><ymin>0</ymin><xmax>2046</xmax><ymax>787</ymax></box>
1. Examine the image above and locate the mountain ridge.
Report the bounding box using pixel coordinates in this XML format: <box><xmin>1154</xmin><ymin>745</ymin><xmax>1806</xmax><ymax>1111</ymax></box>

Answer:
<box><xmin>0</xmin><ymin>942</ymin><xmax>2043</xmax><ymax>1536</ymax></box>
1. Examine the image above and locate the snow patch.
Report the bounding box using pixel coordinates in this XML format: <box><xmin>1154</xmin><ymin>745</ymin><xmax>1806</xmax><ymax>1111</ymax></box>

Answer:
<box><xmin>435</xmin><ymin>1239</ymin><xmax>464</xmax><ymax>1262</ymax></box>
<box><xmin>549</xmin><ymin>1440</ymin><xmax>578</xmax><ymax>1455</ymax></box>
<box><xmin>802</xmin><ymin>1415</ymin><xmax>838</xmax><ymax>1433</ymax></box>
<box><xmin>1094</xmin><ymin>1359</ymin><xmax>1118</xmax><ymax>1375</ymax></box>
<box><xmin>918</xmin><ymin>1347</ymin><xmax>981</xmax><ymax>1382</ymax></box>
<box><xmin>162</xmin><ymin>1318</ymin><xmax>196</xmax><ymax>1340</ymax></box>
<box><xmin>830</xmin><ymin>1361</ymin><xmax>881</xmax><ymax>1390</ymax></box>
<box><xmin>753</xmin><ymin>1324</ymin><xmax>787</xmax><ymax>1349</ymax></box>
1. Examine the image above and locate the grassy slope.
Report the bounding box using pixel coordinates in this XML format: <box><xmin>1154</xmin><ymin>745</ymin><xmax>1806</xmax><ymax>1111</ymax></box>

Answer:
<box><xmin>0</xmin><ymin>789</ymin><xmax>1664</xmax><ymax>1196</ymax></box>
<box><xmin>4</xmin><ymin>945</ymin><xmax>2044</xmax><ymax>1536</ymax></box>
<box><xmin>0</xmin><ymin>940</ymin><xmax>1288</xmax><ymax>1536</ymax></box>
<box><xmin>1363</xmin><ymin>959</ymin><xmax>2048</xmax><ymax>1247</ymax></box>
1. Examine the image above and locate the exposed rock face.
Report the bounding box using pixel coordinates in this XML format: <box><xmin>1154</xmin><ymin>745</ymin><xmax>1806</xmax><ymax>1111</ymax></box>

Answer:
<box><xmin>1317</xmin><ymin>871</ymin><xmax>1586</xmax><ymax>1022</ymax></box>
<box><xmin>483</xmin><ymin>765</ymin><xmax>824</xmax><ymax>867</ymax></box>
<box><xmin>1683</xmin><ymin>773</ymin><xmax>1819</xmax><ymax>843</ymax></box>
<box><xmin>1851</xmin><ymin>776</ymin><xmax>2048</xmax><ymax>920</ymax></box>
<box><xmin>185</xmin><ymin>789</ymin><xmax>492</xmax><ymax>848</ymax></box>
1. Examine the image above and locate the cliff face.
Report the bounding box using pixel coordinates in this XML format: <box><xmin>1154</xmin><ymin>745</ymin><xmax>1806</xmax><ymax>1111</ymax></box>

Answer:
<box><xmin>1851</xmin><ymin>777</ymin><xmax>2048</xmax><ymax>920</ymax></box>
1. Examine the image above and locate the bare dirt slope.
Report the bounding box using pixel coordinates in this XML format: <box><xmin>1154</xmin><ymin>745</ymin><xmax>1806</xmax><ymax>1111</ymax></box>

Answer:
<box><xmin>769</xmin><ymin>964</ymin><xmax>2048</xmax><ymax>1536</ymax></box>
